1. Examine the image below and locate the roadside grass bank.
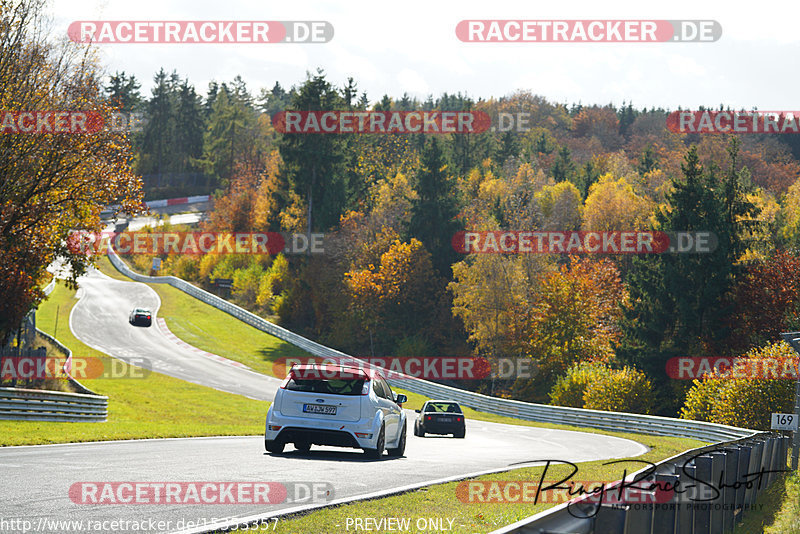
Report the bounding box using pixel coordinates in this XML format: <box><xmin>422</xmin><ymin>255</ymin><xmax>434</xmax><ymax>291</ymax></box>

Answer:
<box><xmin>96</xmin><ymin>256</ymin><xmax>310</xmax><ymax>376</ymax></box>
<box><xmin>0</xmin><ymin>282</ymin><xmax>268</xmax><ymax>446</ymax></box>
<box><xmin>227</xmin><ymin>433</ymin><xmax>702</xmax><ymax>534</ymax></box>
<box><xmin>736</xmin><ymin>466</ymin><xmax>799</xmax><ymax>534</ymax></box>
<box><xmin>100</xmin><ymin>256</ymin><xmax>677</xmax><ymax>442</ymax></box>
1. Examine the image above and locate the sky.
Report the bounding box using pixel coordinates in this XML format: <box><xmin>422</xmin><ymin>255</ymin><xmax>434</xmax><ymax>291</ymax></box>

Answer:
<box><xmin>46</xmin><ymin>0</ymin><xmax>800</xmax><ymax>111</ymax></box>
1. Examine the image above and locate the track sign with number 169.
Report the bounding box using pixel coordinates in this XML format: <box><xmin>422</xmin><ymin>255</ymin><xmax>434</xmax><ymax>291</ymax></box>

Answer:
<box><xmin>771</xmin><ymin>413</ymin><xmax>798</xmax><ymax>431</ymax></box>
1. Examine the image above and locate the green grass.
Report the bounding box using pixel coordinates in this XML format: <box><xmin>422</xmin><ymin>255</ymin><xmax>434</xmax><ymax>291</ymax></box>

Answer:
<box><xmin>96</xmin><ymin>256</ymin><xmax>310</xmax><ymax>377</ymax></box>
<box><xmin>734</xmin><ymin>459</ymin><xmax>800</xmax><ymax>534</ymax></box>
<box><xmin>0</xmin><ymin>282</ymin><xmax>269</xmax><ymax>446</ymax></box>
<box><xmin>226</xmin><ymin>433</ymin><xmax>701</xmax><ymax>534</ymax></box>
<box><xmin>94</xmin><ymin>256</ymin><xmax>697</xmax><ymax>444</ymax></box>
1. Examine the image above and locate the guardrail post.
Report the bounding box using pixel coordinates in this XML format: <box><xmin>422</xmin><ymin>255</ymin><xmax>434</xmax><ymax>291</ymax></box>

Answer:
<box><xmin>747</xmin><ymin>440</ymin><xmax>764</xmax><ymax>507</ymax></box>
<box><xmin>692</xmin><ymin>456</ymin><xmax>713</xmax><ymax>534</ymax></box>
<box><xmin>652</xmin><ymin>473</ymin><xmax>678</xmax><ymax>534</ymax></box>
<box><xmin>762</xmin><ymin>437</ymin><xmax>776</xmax><ymax>486</ymax></box>
<box><xmin>592</xmin><ymin>504</ymin><xmax>626</xmax><ymax>533</ymax></box>
<box><xmin>720</xmin><ymin>447</ymin><xmax>739</xmax><ymax>532</ymax></box>
<box><xmin>709</xmin><ymin>451</ymin><xmax>726</xmax><ymax>534</ymax></box>
<box><xmin>734</xmin><ymin>444</ymin><xmax>751</xmax><ymax>525</ymax></box>
<box><xmin>779</xmin><ymin>332</ymin><xmax>800</xmax><ymax>470</ymax></box>
<box><xmin>676</xmin><ymin>463</ymin><xmax>696</xmax><ymax>534</ymax></box>
<box><xmin>623</xmin><ymin>494</ymin><xmax>653</xmax><ymax>534</ymax></box>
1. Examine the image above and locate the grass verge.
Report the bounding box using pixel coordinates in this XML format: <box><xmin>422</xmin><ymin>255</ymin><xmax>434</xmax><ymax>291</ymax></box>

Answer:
<box><xmin>735</xmin><ymin>464</ymin><xmax>799</xmax><ymax>534</ymax></box>
<box><xmin>226</xmin><ymin>433</ymin><xmax>701</xmax><ymax>534</ymax></box>
<box><xmin>0</xmin><ymin>282</ymin><xmax>269</xmax><ymax>446</ymax></box>
<box><xmin>57</xmin><ymin>258</ymin><xmax>732</xmax><ymax>533</ymax></box>
<box><xmin>96</xmin><ymin>256</ymin><xmax>310</xmax><ymax>377</ymax></box>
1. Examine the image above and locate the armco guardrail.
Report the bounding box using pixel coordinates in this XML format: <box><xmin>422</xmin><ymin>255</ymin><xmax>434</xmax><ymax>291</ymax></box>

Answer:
<box><xmin>107</xmin><ymin>245</ymin><xmax>754</xmax><ymax>444</ymax></box>
<box><xmin>492</xmin><ymin>432</ymin><xmax>790</xmax><ymax>534</ymax></box>
<box><xmin>42</xmin><ymin>276</ymin><xmax>56</xmax><ymax>296</ymax></box>
<box><xmin>0</xmin><ymin>387</ymin><xmax>107</xmax><ymax>422</ymax></box>
<box><xmin>109</xmin><ymin>247</ymin><xmax>778</xmax><ymax>534</ymax></box>
<box><xmin>0</xmin><ymin>277</ymin><xmax>108</xmax><ymax>421</ymax></box>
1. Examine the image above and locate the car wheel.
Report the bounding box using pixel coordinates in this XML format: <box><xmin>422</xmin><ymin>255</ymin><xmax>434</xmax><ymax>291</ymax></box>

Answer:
<box><xmin>364</xmin><ymin>425</ymin><xmax>385</xmax><ymax>459</ymax></box>
<box><xmin>387</xmin><ymin>422</ymin><xmax>406</xmax><ymax>457</ymax></box>
<box><xmin>454</xmin><ymin>429</ymin><xmax>465</xmax><ymax>439</ymax></box>
<box><xmin>294</xmin><ymin>441</ymin><xmax>311</xmax><ymax>453</ymax></box>
<box><xmin>265</xmin><ymin>440</ymin><xmax>284</xmax><ymax>453</ymax></box>
<box><xmin>418</xmin><ymin>424</ymin><xmax>425</xmax><ymax>437</ymax></box>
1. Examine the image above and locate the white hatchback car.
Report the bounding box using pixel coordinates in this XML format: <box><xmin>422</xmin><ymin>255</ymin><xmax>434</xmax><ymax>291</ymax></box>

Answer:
<box><xmin>265</xmin><ymin>364</ymin><xmax>407</xmax><ymax>459</ymax></box>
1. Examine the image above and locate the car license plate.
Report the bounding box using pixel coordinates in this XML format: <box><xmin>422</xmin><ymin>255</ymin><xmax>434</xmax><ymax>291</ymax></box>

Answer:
<box><xmin>303</xmin><ymin>404</ymin><xmax>336</xmax><ymax>415</ymax></box>
<box><xmin>440</xmin><ymin>415</ymin><xmax>452</xmax><ymax>422</ymax></box>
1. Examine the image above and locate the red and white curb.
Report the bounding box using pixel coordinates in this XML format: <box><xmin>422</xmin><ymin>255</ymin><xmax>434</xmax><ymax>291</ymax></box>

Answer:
<box><xmin>156</xmin><ymin>318</ymin><xmax>250</xmax><ymax>370</ymax></box>
<box><xmin>146</xmin><ymin>195</ymin><xmax>210</xmax><ymax>209</ymax></box>
<box><xmin>102</xmin><ymin>195</ymin><xmax>210</xmax><ymax>214</ymax></box>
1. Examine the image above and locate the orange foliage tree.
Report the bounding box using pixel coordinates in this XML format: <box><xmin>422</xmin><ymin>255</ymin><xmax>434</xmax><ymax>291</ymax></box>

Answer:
<box><xmin>511</xmin><ymin>257</ymin><xmax>625</xmax><ymax>382</ymax></box>
<box><xmin>0</xmin><ymin>0</ymin><xmax>144</xmax><ymax>341</ymax></box>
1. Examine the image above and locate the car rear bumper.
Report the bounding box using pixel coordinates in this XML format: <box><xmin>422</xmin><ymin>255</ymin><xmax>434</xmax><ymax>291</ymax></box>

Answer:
<box><xmin>421</xmin><ymin>422</ymin><xmax>464</xmax><ymax>434</ymax></box>
<box><xmin>268</xmin><ymin>427</ymin><xmax>362</xmax><ymax>448</ymax></box>
<box><xmin>265</xmin><ymin>411</ymin><xmax>378</xmax><ymax>449</ymax></box>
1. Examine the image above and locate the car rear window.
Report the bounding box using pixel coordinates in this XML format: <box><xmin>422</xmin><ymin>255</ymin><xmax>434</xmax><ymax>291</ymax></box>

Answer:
<box><xmin>424</xmin><ymin>402</ymin><xmax>462</xmax><ymax>413</ymax></box>
<box><xmin>285</xmin><ymin>377</ymin><xmax>365</xmax><ymax>396</ymax></box>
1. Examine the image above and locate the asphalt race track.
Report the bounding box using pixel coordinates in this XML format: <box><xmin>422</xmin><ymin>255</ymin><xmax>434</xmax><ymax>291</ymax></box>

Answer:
<box><xmin>69</xmin><ymin>268</ymin><xmax>280</xmax><ymax>401</ymax></box>
<box><xmin>0</xmin><ymin>269</ymin><xmax>648</xmax><ymax>533</ymax></box>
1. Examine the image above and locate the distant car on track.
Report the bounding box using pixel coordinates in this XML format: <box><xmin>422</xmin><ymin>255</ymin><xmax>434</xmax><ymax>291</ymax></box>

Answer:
<box><xmin>128</xmin><ymin>308</ymin><xmax>152</xmax><ymax>327</ymax></box>
<box><xmin>414</xmin><ymin>400</ymin><xmax>465</xmax><ymax>438</ymax></box>
<box><xmin>265</xmin><ymin>364</ymin><xmax>407</xmax><ymax>458</ymax></box>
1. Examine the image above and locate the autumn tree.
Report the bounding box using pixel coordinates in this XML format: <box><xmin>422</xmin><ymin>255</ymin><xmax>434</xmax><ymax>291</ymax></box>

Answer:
<box><xmin>510</xmin><ymin>257</ymin><xmax>625</xmax><ymax>401</ymax></box>
<box><xmin>725</xmin><ymin>250</ymin><xmax>800</xmax><ymax>352</ymax></box>
<box><xmin>345</xmin><ymin>239</ymin><xmax>442</xmax><ymax>354</ymax></box>
<box><xmin>582</xmin><ymin>173</ymin><xmax>653</xmax><ymax>231</ymax></box>
<box><xmin>534</xmin><ymin>181</ymin><xmax>583</xmax><ymax>231</ymax></box>
<box><xmin>0</xmin><ymin>0</ymin><xmax>144</xmax><ymax>342</ymax></box>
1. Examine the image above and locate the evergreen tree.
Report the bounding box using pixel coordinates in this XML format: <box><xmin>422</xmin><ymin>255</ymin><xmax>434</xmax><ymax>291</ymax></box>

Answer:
<box><xmin>105</xmin><ymin>72</ymin><xmax>141</xmax><ymax>110</ymax></box>
<box><xmin>618</xmin><ymin>143</ymin><xmax>759</xmax><ymax>415</ymax></box>
<box><xmin>140</xmin><ymin>69</ymin><xmax>176</xmax><ymax>175</ymax></box>
<box><xmin>174</xmin><ymin>79</ymin><xmax>205</xmax><ymax>173</ymax></box>
<box><xmin>551</xmin><ymin>145</ymin><xmax>577</xmax><ymax>183</ymax></box>
<box><xmin>277</xmin><ymin>70</ymin><xmax>346</xmax><ymax>233</ymax></box>
<box><xmin>408</xmin><ymin>137</ymin><xmax>461</xmax><ymax>275</ymax></box>
<box><xmin>618</xmin><ymin>101</ymin><xmax>637</xmax><ymax>138</ymax></box>
<box><xmin>638</xmin><ymin>145</ymin><xmax>657</xmax><ymax>175</ymax></box>
<box><xmin>496</xmin><ymin>131</ymin><xmax>518</xmax><ymax>164</ymax></box>
<box><xmin>258</xmin><ymin>82</ymin><xmax>290</xmax><ymax>117</ymax></box>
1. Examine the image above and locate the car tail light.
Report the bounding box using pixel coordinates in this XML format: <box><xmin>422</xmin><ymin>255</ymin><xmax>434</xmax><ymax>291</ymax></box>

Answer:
<box><xmin>355</xmin><ymin>432</ymin><xmax>372</xmax><ymax>438</ymax></box>
<box><xmin>426</xmin><ymin>416</ymin><xmax>432</xmax><ymax>421</ymax></box>
<box><xmin>146</xmin><ymin>315</ymin><xmax>151</xmax><ymax>319</ymax></box>
<box><xmin>456</xmin><ymin>417</ymin><xmax>462</xmax><ymax>422</ymax></box>
<box><xmin>268</xmin><ymin>425</ymin><xmax>281</xmax><ymax>431</ymax></box>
